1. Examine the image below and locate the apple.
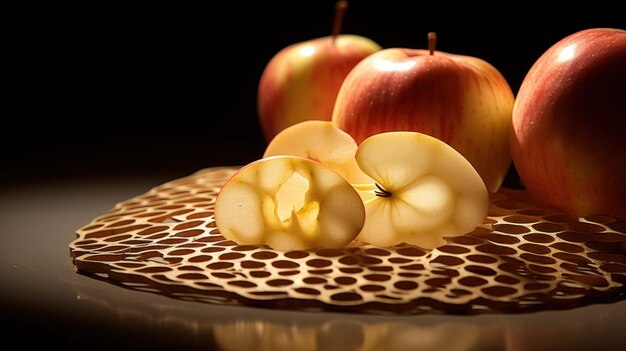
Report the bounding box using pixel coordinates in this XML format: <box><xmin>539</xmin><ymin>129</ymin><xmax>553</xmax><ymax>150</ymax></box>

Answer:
<box><xmin>353</xmin><ymin>131</ymin><xmax>488</xmax><ymax>249</ymax></box>
<box><xmin>214</xmin><ymin>156</ymin><xmax>365</xmax><ymax>250</ymax></box>
<box><xmin>332</xmin><ymin>33</ymin><xmax>515</xmax><ymax>192</ymax></box>
<box><xmin>511</xmin><ymin>28</ymin><xmax>626</xmax><ymax>219</ymax></box>
<box><xmin>263</xmin><ymin>120</ymin><xmax>371</xmax><ymax>183</ymax></box>
<box><xmin>257</xmin><ymin>1</ymin><xmax>381</xmax><ymax>140</ymax></box>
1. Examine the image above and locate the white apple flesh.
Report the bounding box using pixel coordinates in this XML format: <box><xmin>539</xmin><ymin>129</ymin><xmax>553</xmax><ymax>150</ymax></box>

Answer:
<box><xmin>354</xmin><ymin>132</ymin><xmax>489</xmax><ymax>249</ymax></box>
<box><xmin>263</xmin><ymin>120</ymin><xmax>371</xmax><ymax>184</ymax></box>
<box><xmin>214</xmin><ymin>156</ymin><xmax>365</xmax><ymax>250</ymax></box>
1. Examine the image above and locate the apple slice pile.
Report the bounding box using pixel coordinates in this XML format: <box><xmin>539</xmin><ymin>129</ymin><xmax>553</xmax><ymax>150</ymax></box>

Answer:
<box><xmin>215</xmin><ymin>121</ymin><xmax>488</xmax><ymax>250</ymax></box>
<box><xmin>218</xmin><ymin>3</ymin><xmax>501</xmax><ymax>250</ymax></box>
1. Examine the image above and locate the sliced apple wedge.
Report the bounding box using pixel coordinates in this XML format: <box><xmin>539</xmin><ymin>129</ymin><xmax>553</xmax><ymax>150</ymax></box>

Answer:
<box><xmin>263</xmin><ymin>120</ymin><xmax>372</xmax><ymax>184</ymax></box>
<box><xmin>354</xmin><ymin>132</ymin><xmax>488</xmax><ymax>249</ymax></box>
<box><xmin>214</xmin><ymin>155</ymin><xmax>365</xmax><ymax>251</ymax></box>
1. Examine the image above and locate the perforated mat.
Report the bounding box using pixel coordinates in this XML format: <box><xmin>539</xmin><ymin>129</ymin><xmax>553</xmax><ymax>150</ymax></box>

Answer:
<box><xmin>70</xmin><ymin>167</ymin><xmax>626</xmax><ymax>314</ymax></box>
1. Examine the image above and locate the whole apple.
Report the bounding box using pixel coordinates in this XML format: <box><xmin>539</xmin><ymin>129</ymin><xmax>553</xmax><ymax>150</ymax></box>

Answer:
<box><xmin>511</xmin><ymin>28</ymin><xmax>626</xmax><ymax>219</ymax></box>
<box><xmin>258</xmin><ymin>2</ymin><xmax>381</xmax><ymax>140</ymax></box>
<box><xmin>331</xmin><ymin>34</ymin><xmax>514</xmax><ymax>192</ymax></box>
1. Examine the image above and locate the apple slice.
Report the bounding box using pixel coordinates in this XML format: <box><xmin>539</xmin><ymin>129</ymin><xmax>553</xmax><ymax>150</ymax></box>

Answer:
<box><xmin>354</xmin><ymin>132</ymin><xmax>488</xmax><ymax>248</ymax></box>
<box><xmin>214</xmin><ymin>156</ymin><xmax>365</xmax><ymax>251</ymax></box>
<box><xmin>263</xmin><ymin>120</ymin><xmax>372</xmax><ymax>184</ymax></box>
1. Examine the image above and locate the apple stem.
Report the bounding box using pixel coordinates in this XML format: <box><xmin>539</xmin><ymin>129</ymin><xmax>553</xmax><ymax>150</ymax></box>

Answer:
<box><xmin>428</xmin><ymin>32</ymin><xmax>437</xmax><ymax>55</ymax></box>
<box><xmin>332</xmin><ymin>1</ymin><xmax>349</xmax><ymax>44</ymax></box>
<box><xmin>374</xmin><ymin>183</ymin><xmax>392</xmax><ymax>197</ymax></box>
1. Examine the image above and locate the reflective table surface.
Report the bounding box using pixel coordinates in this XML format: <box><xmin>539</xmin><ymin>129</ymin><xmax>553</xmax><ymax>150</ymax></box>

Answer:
<box><xmin>1</xmin><ymin>175</ymin><xmax>625</xmax><ymax>350</ymax></box>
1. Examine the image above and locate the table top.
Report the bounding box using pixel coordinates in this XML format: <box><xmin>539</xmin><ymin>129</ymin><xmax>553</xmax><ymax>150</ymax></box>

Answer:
<box><xmin>2</xmin><ymin>174</ymin><xmax>625</xmax><ymax>350</ymax></box>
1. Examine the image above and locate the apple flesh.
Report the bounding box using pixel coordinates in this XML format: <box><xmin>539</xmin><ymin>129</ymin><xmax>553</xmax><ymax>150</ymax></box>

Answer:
<box><xmin>214</xmin><ymin>156</ymin><xmax>365</xmax><ymax>250</ymax></box>
<box><xmin>258</xmin><ymin>34</ymin><xmax>381</xmax><ymax>140</ymax></box>
<box><xmin>354</xmin><ymin>132</ymin><xmax>488</xmax><ymax>249</ymax></box>
<box><xmin>512</xmin><ymin>28</ymin><xmax>626</xmax><ymax>219</ymax></box>
<box><xmin>332</xmin><ymin>42</ymin><xmax>514</xmax><ymax>192</ymax></box>
<box><xmin>263</xmin><ymin>120</ymin><xmax>371</xmax><ymax>184</ymax></box>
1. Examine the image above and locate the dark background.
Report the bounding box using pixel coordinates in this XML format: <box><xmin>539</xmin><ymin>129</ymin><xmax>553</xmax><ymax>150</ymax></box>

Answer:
<box><xmin>2</xmin><ymin>3</ymin><xmax>624</xmax><ymax>348</ymax></box>
<box><xmin>5</xmin><ymin>1</ymin><xmax>625</xmax><ymax>187</ymax></box>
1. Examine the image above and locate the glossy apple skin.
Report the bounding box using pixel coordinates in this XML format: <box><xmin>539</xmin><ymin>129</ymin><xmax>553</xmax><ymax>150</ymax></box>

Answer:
<box><xmin>258</xmin><ymin>35</ymin><xmax>381</xmax><ymax>141</ymax></box>
<box><xmin>332</xmin><ymin>48</ymin><xmax>514</xmax><ymax>192</ymax></box>
<box><xmin>512</xmin><ymin>28</ymin><xmax>626</xmax><ymax>219</ymax></box>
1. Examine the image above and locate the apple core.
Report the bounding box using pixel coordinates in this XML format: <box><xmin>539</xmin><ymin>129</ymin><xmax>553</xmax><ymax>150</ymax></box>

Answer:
<box><xmin>275</xmin><ymin>172</ymin><xmax>309</xmax><ymax>221</ymax></box>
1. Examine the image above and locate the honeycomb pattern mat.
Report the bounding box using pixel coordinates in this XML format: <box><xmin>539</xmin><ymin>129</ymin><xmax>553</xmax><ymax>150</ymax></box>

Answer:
<box><xmin>70</xmin><ymin>167</ymin><xmax>626</xmax><ymax>314</ymax></box>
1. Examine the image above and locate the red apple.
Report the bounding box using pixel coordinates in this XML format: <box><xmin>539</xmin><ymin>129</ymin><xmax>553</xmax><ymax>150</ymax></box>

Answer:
<box><xmin>331</xmin><ymin>33</ymin><xmax>515</xmax><ymax>192</ymax></box>
<box><xmin>511</xmin><ymin>28</ymin><xmax>626</xmax><ymax>219</ymax></box>
<box><xmin>257</xmin><ymin>1</ymin><xmax>381</xmax><ymax>140</ymax></box>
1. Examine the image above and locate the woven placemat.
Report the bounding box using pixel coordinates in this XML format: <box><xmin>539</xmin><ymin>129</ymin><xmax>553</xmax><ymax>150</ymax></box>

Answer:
<box><xmin>70</xmin><ymin>167</ymin><xmax>626</xmax><ymax>314</ymax></box>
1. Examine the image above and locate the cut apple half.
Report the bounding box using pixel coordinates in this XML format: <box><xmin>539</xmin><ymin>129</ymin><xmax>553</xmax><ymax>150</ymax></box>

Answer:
<box><xmin>263</xmin><ymin>120</ymin><xmax>372</xmax><ymax>184</ymax></box>
<box><xmin>354</xmin><ymin>132</ymin><xmax>489</xmax><ymax>249</ymax></box>
<box><xmin>214</xmin><ymin>155</ymin><xmax>365</xmax><ymax>251</ymax></box>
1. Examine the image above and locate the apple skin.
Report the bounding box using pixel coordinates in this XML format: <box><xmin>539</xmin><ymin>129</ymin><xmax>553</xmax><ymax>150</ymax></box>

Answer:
<box><xmin>258</xmin><ymin>35</ymin><xmax>381</xmax><ymax>140</ymax></box>
<box><xmin>331</xmin><ymin>48</ymin><xmax>515</xmax><ymax>192</ymax></box>
<box><xmin>511</xmin><ymin>28</ymin><xmax>626</xmax><ymax>219</ymax></box>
